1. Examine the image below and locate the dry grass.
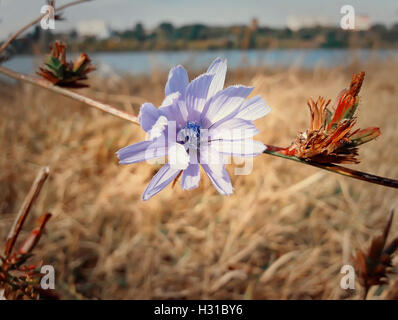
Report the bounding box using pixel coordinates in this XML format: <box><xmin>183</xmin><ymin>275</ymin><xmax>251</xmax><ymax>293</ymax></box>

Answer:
<box><xmin>0</xmin><ymin>60</ymin><xmax>398</xmax><ymax>299</ymax></box>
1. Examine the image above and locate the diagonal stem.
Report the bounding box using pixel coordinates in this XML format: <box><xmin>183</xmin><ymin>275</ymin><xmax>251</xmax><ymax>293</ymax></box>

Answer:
<box><xmin>18</xmin><ymin>212</ymin><xmax>52</xmax><ymax>255</ymax></box>
<box><xmin>4</xmin><ymin>167</ymin><xmax>50</xmax><ymax>257</ymax></box>
<box><xmin>0</xmin><ymin>0</ymin><xmax>92</xmax><ymax>54</ymax></box>
<box><xmin>0</xmin><ymin>65</ymin><xmax>139</xmax><ymax>124</ymax></box>
<box><xmin>264</xmin><ymin>145</ymin><xmax>398</xmax><ymax>189</ymax></box>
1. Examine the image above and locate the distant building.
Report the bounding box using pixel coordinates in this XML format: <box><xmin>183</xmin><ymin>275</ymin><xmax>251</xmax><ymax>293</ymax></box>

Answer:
<box><xmin>250</xmin><ymin>18</ymin><xmax>259</xmax><ymax>31</ymax></box>
<box><xmin>76</xmin><ymin>20</ymin><xmax>111</xmax><ymax>39</ymax></box>
<box><xmin>355</xmin><ymin>15</ymin><xmax>371</xmax><ymax>31</ymax></box>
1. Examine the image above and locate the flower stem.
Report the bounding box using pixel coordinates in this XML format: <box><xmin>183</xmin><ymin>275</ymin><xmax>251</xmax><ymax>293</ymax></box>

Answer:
<box><xmin>264</xmin><ymin>145</ymin><xmax>398</xmax><ymax>189</ymax></box>
<box><xmin>0</xmin><ymin>0</ymin><xmax>91</xmax><ymax>54</ymax></box>
<box><xmin>0</xmin><ymin>65</ymin><xmax>139</xmax><ymax>124</ymax></box>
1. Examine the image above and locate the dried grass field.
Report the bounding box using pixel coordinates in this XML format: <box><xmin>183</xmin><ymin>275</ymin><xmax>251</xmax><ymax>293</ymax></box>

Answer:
<box><xmin>1</xmin><ymin>60</ymin><xmax>398</xmax><ymax>299</ymax></box>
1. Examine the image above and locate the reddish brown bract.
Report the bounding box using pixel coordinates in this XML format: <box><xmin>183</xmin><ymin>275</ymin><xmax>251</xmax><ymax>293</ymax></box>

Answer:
<box><xmin>283</xmin><ymin>72</ymin><xmax>380</xmax><ymax>164</ymax></box>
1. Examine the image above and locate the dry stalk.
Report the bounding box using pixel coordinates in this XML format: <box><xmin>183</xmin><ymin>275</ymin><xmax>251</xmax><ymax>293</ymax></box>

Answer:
<box><xmin>4</xmin><ymin>166</ymin><xmax>49</xmax><ymax>257</ymax></box>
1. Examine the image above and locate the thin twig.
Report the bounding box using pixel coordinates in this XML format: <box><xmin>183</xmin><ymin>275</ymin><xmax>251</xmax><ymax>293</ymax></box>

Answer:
<box><xmin>264</xmin><ymin>145</ymin><xmax>398</xmax><ymax>189</ymax></box>
<box><xmin>0</xmin><ymin>65</ymin><xmax>139</xmax><ymax>124</ymax></box>
<box><xmin>18</xmin><ymin>212</ymin><xmax>52</xmax><ymax>255</ymax></box>
<box><xmin>0</xmin><ymin>0</ymin><xmax>91</xmax><ymax>54</ymax></box>
<box><xmin>4</xmin><ymin>167</ymin><xmax>50</xmax><ymax>257</ymax></box>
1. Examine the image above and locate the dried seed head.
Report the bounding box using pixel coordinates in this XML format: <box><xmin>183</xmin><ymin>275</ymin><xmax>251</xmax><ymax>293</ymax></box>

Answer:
<box><xmin>353</xmin><ymin>211</ymin><xmax>398</xmax><ymax>297</ymax></box>
<box><xmin>37</xmin><ymin>41</ymin><xmax>95</xmax><ymax>88</ymax></box>
<box><xmin>283</xmin><ymin>72</ymin><xmax>380</xmax><ymax>164</ymax></box>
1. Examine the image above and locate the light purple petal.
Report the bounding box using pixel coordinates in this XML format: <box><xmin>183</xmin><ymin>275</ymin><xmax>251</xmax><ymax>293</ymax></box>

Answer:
<box><xmin>159</xmin><ymin>99</ymin><xmax>187</xmax><ymax>130</ymax></box>
<box><xmin>185</xmin><ymin>73</ymin><xmax>214</xmax><ymax>122</ymax></box>
<box><xmin>148</xmin><ymin>116</ymin><xmax>168</xmax><ymax>140</ymax></box>
<box><xmin>206</xmin><ymin>58</ymin><xmax>227</xmax><ymax>99</ymax></box>
<box><xmin>138</xmin><ymin>103</ymin><xmax>161</xmax><ymax>132</ymax></box>
<box><xmin>160</xmin><ymin>91</ymin><xmax>181</xmax><ymax>108</ymax></box>
<box><xmin>199</xmin><ymin>144</ymin><xmax>225</xmax><ymax>176</ymax></box>
<box><xmin>235</xmin><ymin>95</ymin><xmax>271</xmax><ymax>121</ymax></box>
<box><xmin>181</xmin><ymin>163</ymin><xmax>200</xmax><ymax>190</ymax></box>
<box><xmin>211</xmin><ymin>139</ymin><xmax>266</xmax><ymax>157</ymax></box>
<box><xmin>142</xmin><ymin>164</ymin><xmax>181</xmax><ymax>201</ymax></box>
<box><xmin>116</xmin><ymin>138</ymin><xmax>167</xmax><ymax>164</ymax></box>
<box><xmin>165</xmin><ymin>65</ymin><xmax>189</xmax><ymax>96</ymax></box>
<box><xmin>201</xmin><ymin>163</ymin><xmax>233</xmax><ymax>196</ymax></box>
<box><xmin>201</xmin><ymin>85</ymin><xmax>253</xmax><ymax>128</ymax></box>
<box><xmin>209</xmin><ymin>118</ymin><xmax>259</xmax><ymax>140</ymax></box>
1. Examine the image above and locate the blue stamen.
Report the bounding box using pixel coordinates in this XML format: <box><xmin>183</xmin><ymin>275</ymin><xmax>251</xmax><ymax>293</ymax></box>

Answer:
<box><xmin>185</xmin><ymin>121</ymin><xmax>201</xmax><ymax>138</ymax></box>
<box><xmin>178</xmin><ymin>121</ymin><xmax>201</xmax><ymax>150</ymax></box>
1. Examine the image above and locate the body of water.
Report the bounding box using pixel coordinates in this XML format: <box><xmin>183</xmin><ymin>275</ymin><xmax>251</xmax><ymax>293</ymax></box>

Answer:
<box><xmin>3</xmin><ymin>49</ymin><xmax>398</xmax><ymax>76</ymax></box>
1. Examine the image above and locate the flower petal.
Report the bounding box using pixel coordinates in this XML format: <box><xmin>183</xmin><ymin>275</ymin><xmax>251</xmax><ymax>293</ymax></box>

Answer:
<box><xmin>160</xmin><ymin>91</ymin><xmax>181</xmax><ymax>108</ymax></box>
<box><xmin>185</xmin><ymin>73</ymin><xmax>214</xmax><ymax>122</ymax></box>
<box><xmin>199</xmin><ymin>144</ymin><xmax>225</xmax><ymax>176</ymax></box>
<box><xmin>142</xmin><ymin>164</ymin><xmax>181</xmax><ymax>200</ymax></box>
<box><xmin>148</xmin><ymin>116</ymin><xmax>168</xmax><ymax>140</ymax></box>
<box><xmin>181</xmin><ymin>164</ymin><xmax>201</xmax><ymax>190</ymax></box>
<box><xmin>209</xmin><ymin>118</ymin><xmax>259</xmax><ymax>140</ymax></box>
<box><xmin>116</xmin><ymin>139</ymin><xmax>166</xmax><ymax>164</ymax></box>
<box><xmin>202</xmin><ymin>163</ymin><xmax>233</xmax><ymax>195</ymax></box>
<box><xmin>206</xmin><ymin>57</ymin><xmax>227</xmax><ymax>99</ymax></box>
<box><xmin>168</xmin><ymin>143</ymin><xmax>189</xmax><ymax>170</ymax></box>
<box><xmin>165</xmin><ymin>65</ymin><xmax>189</xmax><ymax>96</ymax></box>
<box><xmin>211</xmin><ymin>139</ymin><xmax>266</xmax><ymax>157</ymax></box>
<box><xmin>138</xmin><ymin>103</ymin><xmax>161</xmax><ymax>132</ymax></box>
<box><xmin>201</xmin><ymin>85</ymin><xmax>253</xmax><ymax>128</ymax></box>
<box><xmin>159</xmin><ymin>100</ymin><xmax>187</xmax><ymax>130</ymax></box>
<box><xmin>235</xmin><ymin>95</ymin><xmax>271</xmax><ymax>121</ymax></box>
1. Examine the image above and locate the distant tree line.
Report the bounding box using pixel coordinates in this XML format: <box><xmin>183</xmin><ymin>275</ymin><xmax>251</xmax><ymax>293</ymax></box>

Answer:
<box><xmin>3</xmin><ymin>21</ymin><xmax>398</xmax><ymax>55</ymax></box>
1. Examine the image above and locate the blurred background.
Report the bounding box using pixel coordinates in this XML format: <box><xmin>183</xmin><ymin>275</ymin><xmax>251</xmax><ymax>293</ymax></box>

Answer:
<box><xmin>0</xmin><ymin>0</ymin><xmax>398</xmax><ymax>299</ymax></box>
<box><xmin>2</xmin><ymin>0</ymin><xmax>398</xmax><ymax>74</ymax></box>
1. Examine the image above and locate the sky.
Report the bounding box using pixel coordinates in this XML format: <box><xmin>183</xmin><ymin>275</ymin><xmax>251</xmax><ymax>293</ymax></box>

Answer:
<box><xmin>1</xmin><ymin>0</ymin><xmax>398</xmax><ymax>40</ymax></box>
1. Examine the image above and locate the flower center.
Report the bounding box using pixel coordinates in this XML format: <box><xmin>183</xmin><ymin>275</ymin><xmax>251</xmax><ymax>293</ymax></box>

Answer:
<box><xmin>178</xmin><ymin>121</ymin><xmax>201</xmax><ymax>150</ymax></box>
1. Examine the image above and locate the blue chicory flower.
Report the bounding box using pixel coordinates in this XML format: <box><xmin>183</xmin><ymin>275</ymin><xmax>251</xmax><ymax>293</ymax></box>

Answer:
<box><xmin>116</xmin><ymin>58</ymin><xmax>270</xmax><ymax>200</ymax></box>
